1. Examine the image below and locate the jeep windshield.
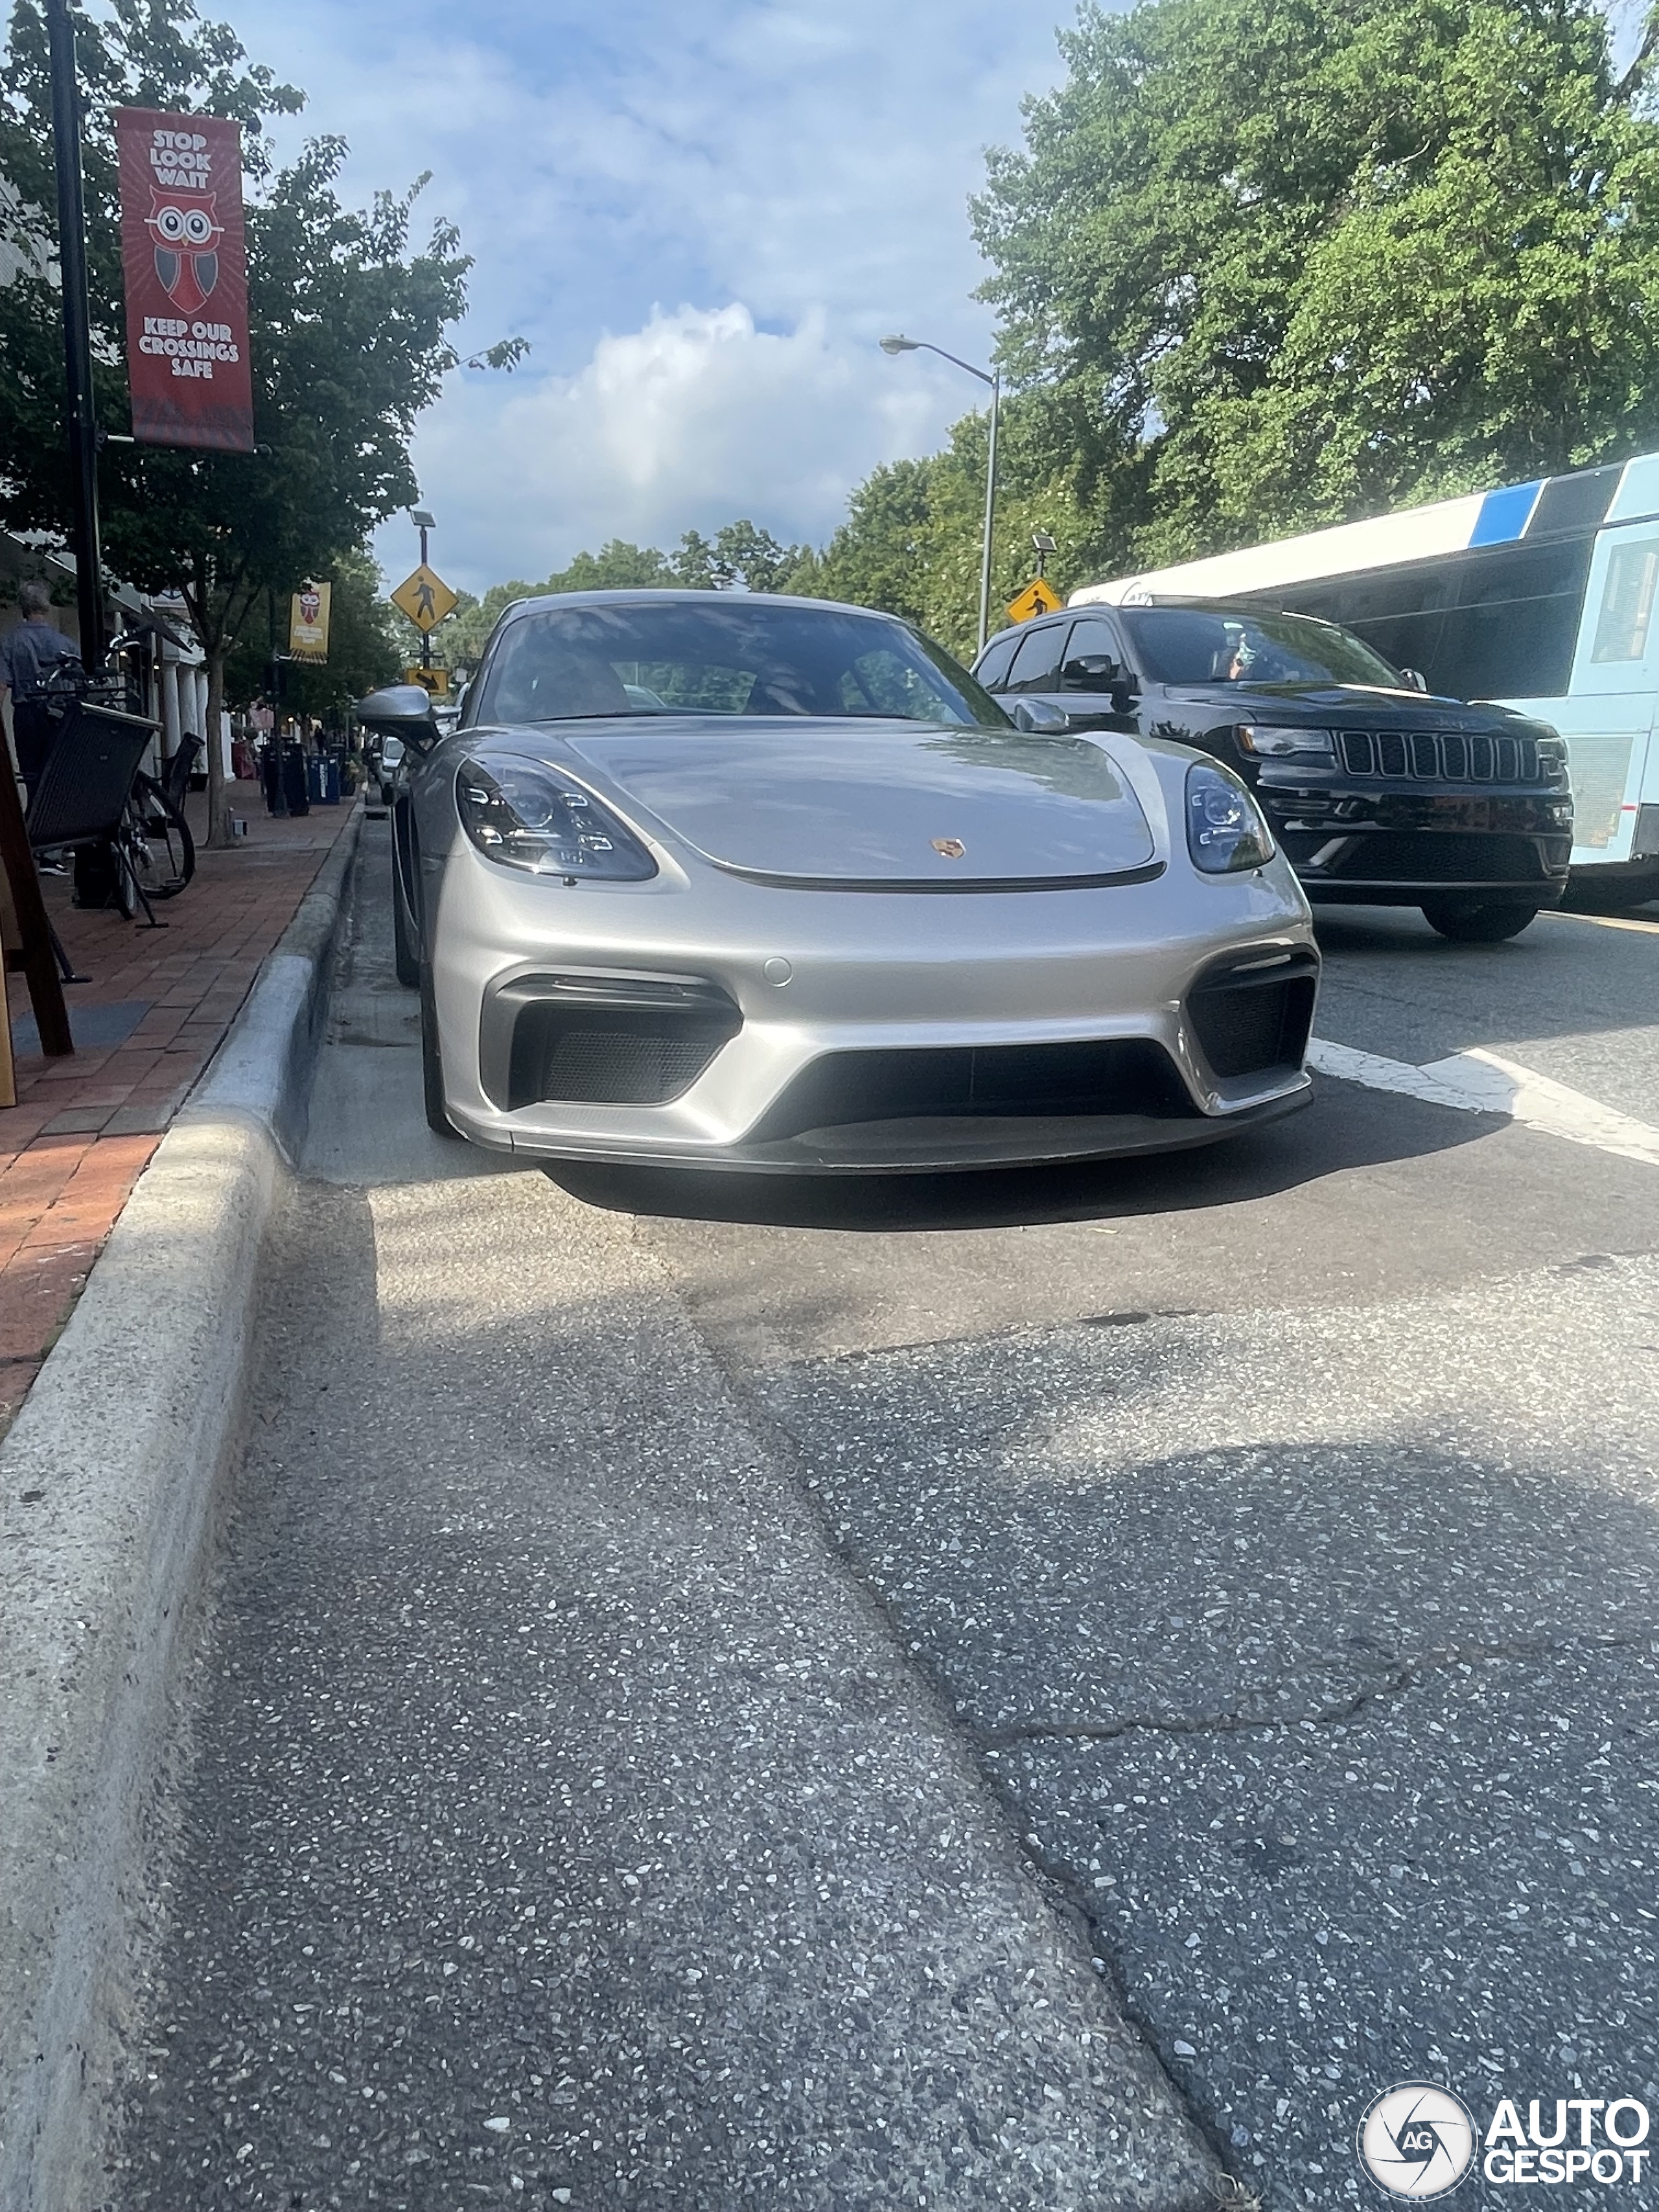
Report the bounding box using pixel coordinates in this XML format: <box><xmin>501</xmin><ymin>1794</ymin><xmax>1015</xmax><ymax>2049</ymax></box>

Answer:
<box><xmin>1120</xmin><ymin>606</ymin><xmax>1405</xmax><ymax>689</ymax></box>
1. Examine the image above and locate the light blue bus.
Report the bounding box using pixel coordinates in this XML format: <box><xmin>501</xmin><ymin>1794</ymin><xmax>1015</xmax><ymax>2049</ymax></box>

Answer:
<box><xmin>1073</xmin><ymin>453</ymin><xmax>1659</xmax><ymax>897</ymax></box>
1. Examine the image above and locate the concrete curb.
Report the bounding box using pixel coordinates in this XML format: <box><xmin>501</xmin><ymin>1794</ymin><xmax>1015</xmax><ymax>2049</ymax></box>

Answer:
<box><xmin>0</xmin><ymin>808</ymin><xmax>362</xmax><ymax>2212</ymax></box>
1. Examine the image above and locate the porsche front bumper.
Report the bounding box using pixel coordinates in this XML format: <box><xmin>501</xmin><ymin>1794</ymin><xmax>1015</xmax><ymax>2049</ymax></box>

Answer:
<box><xmin>428</xmin><ymin>845</ymin><xmax>1319</xmax><ymax>1172</ymax></box>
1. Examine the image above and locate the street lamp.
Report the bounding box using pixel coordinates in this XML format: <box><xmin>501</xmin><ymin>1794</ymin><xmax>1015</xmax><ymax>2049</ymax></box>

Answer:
<box><xmin>879</xmin><ymin>333</ymin><xmax>1001</xmax><ymax>655</ymax></box>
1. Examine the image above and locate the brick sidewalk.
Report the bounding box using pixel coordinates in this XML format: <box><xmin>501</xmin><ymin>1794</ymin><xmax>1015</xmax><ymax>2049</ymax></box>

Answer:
<box><xmin>0</xmin><ymin>786</ymin><xmax>356</xmax><ymax>1433</ymax></box>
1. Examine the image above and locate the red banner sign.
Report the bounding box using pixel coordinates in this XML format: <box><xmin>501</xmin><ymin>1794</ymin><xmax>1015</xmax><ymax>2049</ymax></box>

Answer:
<box><xmin>115</xmin><ymin>108</ymin><xmax>254</xmax><ymax>452</ymax></box>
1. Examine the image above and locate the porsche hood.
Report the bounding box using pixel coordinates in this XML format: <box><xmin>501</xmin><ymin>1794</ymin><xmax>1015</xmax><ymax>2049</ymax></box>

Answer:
<box><xmin>481</xmin><ymin>718</ymin><xmax>1160</xmax><ymax>889</ymax></box>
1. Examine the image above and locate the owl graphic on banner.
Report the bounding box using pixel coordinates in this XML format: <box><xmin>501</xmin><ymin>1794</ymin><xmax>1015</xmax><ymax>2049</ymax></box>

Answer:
<box><xmin>288</xmin><ymin>583</ymin><xmax>332</xmax><ymax>664</ymax></box>
<box><xmin>144</xmin><ymin>187</ymin><xmax>224</xmax><ymax>318</ymax></box>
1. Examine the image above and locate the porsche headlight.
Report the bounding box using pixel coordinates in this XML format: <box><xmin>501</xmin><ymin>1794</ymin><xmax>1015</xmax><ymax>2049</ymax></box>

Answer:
<box><xmin>1187</xmin><ymin>760</ymin><xmax>1275</xmax><ymax>873</ymax></box>
<box><xmin>456</xmin><ymin>758</ymin><xmax>657</xmax><ymax>881</ymax></box>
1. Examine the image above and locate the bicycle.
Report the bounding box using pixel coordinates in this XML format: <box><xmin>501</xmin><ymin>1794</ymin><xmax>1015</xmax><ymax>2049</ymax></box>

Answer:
<box><xmin>116</xmin><ymin>734</ymin><xmax>198</xmax><ymax>913</ymax></box>
<box><xmin>30</xmin><ymin>645</ymin><xmax>196</xmax><ymax>922</ymax></box>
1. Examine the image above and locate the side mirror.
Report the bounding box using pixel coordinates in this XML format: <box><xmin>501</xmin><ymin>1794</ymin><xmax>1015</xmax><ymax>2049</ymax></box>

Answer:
<box><xmin>1400</xmin><ymin>667</ymin><xmax>1430</xmax><ymax>694</ymax></box>
<box><xmin>1061</xmin><ymin>652</ymin><xmax>1120</xmax><ymax>692</ymax></box>
<box><xmin>1012</xmin><ymin>697</ymin><xmax>1071</xmax><ymax>734</ymax></box>
<box><xmin>355</xmin><ymin>684</ymin><xmax>441</xmax><ymax>745</ymax></box>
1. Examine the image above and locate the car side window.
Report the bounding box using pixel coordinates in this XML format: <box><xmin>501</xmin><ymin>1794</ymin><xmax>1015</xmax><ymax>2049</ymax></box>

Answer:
<box><xmin>1004</xmin><ymin>621</ymin><xmax>1069</xmax><ymax>693</ymax></box>
<box><xmin>1061</xmin><ymin>614</ymin><xmax>1128</xmax><ymax>692</ymax></box>
<box><xmin>974</xmin><ymin>630</ymin><xmax>1021</xmax><ymax>690</ymax></box>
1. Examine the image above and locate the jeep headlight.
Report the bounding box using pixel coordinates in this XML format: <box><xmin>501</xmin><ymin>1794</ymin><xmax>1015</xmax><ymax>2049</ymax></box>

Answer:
<box><xmin>1237</xmin><ymin>724</ymin><xmax>1335</xmax><ymax>761</ymax></box>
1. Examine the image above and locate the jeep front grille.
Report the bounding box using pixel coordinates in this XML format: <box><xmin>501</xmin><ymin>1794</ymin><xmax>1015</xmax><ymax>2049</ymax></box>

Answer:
<box><xmin>1338</xmin><ymin>730</ymin><xmax>1542</xmax><ymax>784</ymax></box>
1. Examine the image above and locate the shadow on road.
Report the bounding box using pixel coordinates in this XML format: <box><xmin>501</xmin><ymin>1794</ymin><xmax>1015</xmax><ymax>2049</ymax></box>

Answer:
<box><xmin>546</xmin><ymin>1078</ymin><xmax>1496</xmax><ymax>1233</ymax></box>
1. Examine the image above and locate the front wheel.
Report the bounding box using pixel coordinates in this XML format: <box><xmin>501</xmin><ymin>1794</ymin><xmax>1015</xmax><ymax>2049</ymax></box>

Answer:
<box><xmin>419</xmin><ymin>956</ymin><xmax>463</xmax><ymax>1140</ymax></box>
<box><xmin>1421</xmin><ymin>898</ymin><xmax>1540</xmax><ymax>943</ymax></box>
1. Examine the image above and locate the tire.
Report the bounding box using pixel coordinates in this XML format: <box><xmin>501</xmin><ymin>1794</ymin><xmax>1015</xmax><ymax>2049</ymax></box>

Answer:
<box><xmin>419</xmin><ymin>955</ymin><xmax>463</xmax><ymax>1140</ymax></box>
<box><xmin>1421</xmin><ymin>898</ymin><xmax>1541</xmax><ymax>943</ymax></box>
<box><xmin>391</xmin><ymin>836</ymin><xmax>421</xmax><ymax>988</ymax></box>
<box><xmin>1565</xmin><ymin>870</ymin><xmax>1659</xmax><ymax>913</ymax></box>
<box><xmin>128</xmin><ymin>774</ymin><xmax>194</xmax><ymax>898</ymax></box>
<box><xmin>112</xmin><ymin>839</ymin><xmax>141</xmax><ymax>920</ymax></box>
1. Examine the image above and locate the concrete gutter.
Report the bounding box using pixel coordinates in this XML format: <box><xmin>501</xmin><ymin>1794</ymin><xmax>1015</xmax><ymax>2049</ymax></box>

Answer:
<box><xmin>0</xmin><ymin>809</ymin><xmax>362</xmax><ymax>2212</ymax></box>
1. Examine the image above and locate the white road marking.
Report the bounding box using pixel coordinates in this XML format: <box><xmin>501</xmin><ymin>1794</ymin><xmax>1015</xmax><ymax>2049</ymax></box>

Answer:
<box><xmin>1543</xmin><ymin>909</ymin><xmax>1659</xmax><ymax>937</ymax></box>
<box><xmin>1307</xmin><ymin>1038</ymin><xmax>1659</xmax><ymax>1169</ymax></box>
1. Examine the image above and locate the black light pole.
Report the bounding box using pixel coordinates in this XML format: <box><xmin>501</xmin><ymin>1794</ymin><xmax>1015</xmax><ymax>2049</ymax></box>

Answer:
<box><xmin>412</xmin><ymin>508</ymin><xmax>436</xmax><ymax>674</ymax></box>
<box><xmin>45</xmin><ymin>0</ymin><xmax>103</xmax><ymax>673</ymax></box>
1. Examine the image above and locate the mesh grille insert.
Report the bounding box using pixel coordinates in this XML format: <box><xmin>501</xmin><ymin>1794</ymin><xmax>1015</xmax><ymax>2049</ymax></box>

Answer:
<box><xmin>751</xmin><ymin>1038</ymin><xmax>1196</xmax><ymax>1142</ymax></box>
<box><xmin>1187</xmin><ymin>953</ymin><xmax>1318</xmax><ymax>1080</ymax></box>
<box><xmin>507</xmin><ymin>1002</ymin><xmax>741</xmax><ymax>1108</ymax></box>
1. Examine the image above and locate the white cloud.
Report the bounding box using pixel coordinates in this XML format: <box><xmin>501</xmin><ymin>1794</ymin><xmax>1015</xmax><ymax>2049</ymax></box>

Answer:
<box><xmin>386</xmin><ymin>302</ymin><xmax>949</xmax><ymax>591</ymax></box>
<box><xmin>221</xmin><ymin>0</ymin><xmax>1082</xmax><ymax>587</ymax></box>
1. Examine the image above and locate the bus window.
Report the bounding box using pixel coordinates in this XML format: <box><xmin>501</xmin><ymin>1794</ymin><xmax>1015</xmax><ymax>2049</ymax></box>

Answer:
<box><xmin>1271</xmin><ymin>537</ymin><xmax>1592</xmax><ymax>701</ymax></box>
<box><xmin>1590</xmin><ymin>542</ymin><xmax>1659</xmax><ymax>663</ymax></box>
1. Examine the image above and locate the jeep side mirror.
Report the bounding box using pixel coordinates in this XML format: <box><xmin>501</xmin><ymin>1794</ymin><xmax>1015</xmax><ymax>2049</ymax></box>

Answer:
<box><xmin>1012</xmin><ymin>697</ymin><xmax>1071</xmax><ymax>734</ymax></box>
<box><xmin>1061</xmin><ymin>652</ymin><xmax>1121</xmax><ymax>693</ymax></box>
<box><xmin>1400</xmin><ymin>666</ymin><xmax>1430</xmax><ymax>693</ymax></box>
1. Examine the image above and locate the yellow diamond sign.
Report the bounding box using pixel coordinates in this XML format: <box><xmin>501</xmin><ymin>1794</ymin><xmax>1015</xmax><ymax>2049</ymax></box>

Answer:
<box><xmin>1006</xmin><ymin>577</ymin><xmax>1063</xmax><ymax>623</ymax></box>
<box><xmin>391</xmin><ymin>563</ymin><xmax>458</xmax><ymax>633</ymax></box>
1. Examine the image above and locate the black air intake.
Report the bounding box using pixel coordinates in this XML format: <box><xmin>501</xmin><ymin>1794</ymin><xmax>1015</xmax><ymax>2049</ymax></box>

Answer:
<box><xmin>1187</xmin><ymin>949</ymin><xmax>1318</xmax><ymax>1080</ymax></box>
<box><xmin>480</xmin><ymin>972</ymin><xmax>743</xmax><ymax>1110</ymax></box>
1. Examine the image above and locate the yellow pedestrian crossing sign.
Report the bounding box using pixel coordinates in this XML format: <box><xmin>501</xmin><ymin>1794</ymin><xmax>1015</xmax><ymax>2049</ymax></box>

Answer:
<box><xmin>1006</xmin><ymin>577</ymin><xmax>1063</xmax><ymax>623</ymax></box>
<box><xmin>391</xmin><ymin>563</ymin><xmax>458</xmax><ymax>633</ymax></box>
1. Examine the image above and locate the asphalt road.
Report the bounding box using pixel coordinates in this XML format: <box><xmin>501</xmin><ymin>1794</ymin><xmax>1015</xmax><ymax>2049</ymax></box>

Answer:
<box><xmin>117</xmin><ymin>831</ymin><xmax>1659</xmax><ymax>2211</ymax></box>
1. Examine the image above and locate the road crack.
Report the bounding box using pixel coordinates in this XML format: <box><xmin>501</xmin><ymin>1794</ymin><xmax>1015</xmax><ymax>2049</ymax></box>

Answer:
<box><xmin>977</xmin><ymin>1629</ymin><xmax>1658</xmax><ymax>1750</ymax></box>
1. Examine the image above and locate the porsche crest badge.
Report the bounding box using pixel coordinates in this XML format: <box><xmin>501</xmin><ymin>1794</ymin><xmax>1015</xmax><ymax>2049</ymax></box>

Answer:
<box><xmin>931</xmin><ymin>837</ymin><xmax>966</xmax><ymax>859</ymax></box>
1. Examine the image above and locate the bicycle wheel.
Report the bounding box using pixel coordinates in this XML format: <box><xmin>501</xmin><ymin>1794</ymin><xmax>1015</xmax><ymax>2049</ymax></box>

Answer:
<box><xmin>125</xmin><ymin>773</ymin><xmax>195</xmax><ymax>899</ymax></box>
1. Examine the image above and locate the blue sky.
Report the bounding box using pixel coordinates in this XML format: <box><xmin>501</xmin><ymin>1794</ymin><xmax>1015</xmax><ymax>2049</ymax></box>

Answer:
<box><xmin>207</xmin><ymin>0</ymin><xmax>1086</xmax><ymax>594</ymax></box>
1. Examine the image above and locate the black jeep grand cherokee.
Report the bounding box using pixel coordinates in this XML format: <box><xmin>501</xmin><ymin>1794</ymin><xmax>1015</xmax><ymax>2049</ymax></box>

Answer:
<box><xmin>973</xmin><ymin>596</ymin><xmax>1573</xmax><ymax>941</ymax></box>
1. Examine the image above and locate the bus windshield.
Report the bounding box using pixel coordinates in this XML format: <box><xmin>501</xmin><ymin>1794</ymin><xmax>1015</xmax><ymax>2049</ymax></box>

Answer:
<box><xmin>1120</xmin><ymin>605</ymin><xmax>1404</xmax><ymax>690</ymax></box>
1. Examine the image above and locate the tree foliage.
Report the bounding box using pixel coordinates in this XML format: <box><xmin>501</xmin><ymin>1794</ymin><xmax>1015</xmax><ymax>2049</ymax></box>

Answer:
<box><xmin>0</xmin><ymin>0</ymin><xmax>517</xmax><ymax>836</ymax></box>
<box><xmin>224</xmin><ymin>546</ymin><xmax>400</xmax><ymax>719</ymax></box>
<box><xmin>434</xmin><ymin>522</ymin><xmax>812</xmax><ymax>674</ymax></box>
<box><xmin>973</xmin><ymin>0</ymin><xmax>1659</xmax><ymax>566</ymax></box>
<box><xmin>783</xmin><ymin>404</ymin><xmax>1102</xmax><ymax>659</ymax></box>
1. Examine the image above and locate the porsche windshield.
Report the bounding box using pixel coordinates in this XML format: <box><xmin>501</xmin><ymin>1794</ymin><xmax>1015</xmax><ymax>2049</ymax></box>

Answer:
<box><xmin>1119</xmin><ymin>606</ymin><xmax>1404</xmax><ymax>689</ymax></box>
<box><xmin>472</xmin><ymin>600</ymin><xmax>1008</xmax><ymax>728</ymax></box>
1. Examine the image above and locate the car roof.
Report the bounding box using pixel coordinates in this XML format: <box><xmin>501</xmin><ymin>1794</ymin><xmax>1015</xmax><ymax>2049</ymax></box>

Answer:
<box><xmin>497</xmin><ymin>587</ymin><xmax>909</xmax><ymax>625</ymax></box>
<box><xmin>977</xmin><ymin>594</ymin><xmax>1354</xmax><ymax>654</ymax></box>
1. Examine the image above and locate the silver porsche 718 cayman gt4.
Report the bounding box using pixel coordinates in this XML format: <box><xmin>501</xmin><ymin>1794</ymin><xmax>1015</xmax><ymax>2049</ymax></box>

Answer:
<box><xmin>358</xmin><ymin>591</ymin><xmax>1319</xmax><ymax>1172</ymax></box>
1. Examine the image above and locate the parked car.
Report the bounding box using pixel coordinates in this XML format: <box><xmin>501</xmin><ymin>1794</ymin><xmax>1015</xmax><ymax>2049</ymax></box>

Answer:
<box><xmin>973</xmin><ymin>597</ymin><xmax>1574</xmax><ymax>941</ymax></box>
<box><xmin>357</xmin><ymin>590</ymin><xmax>1319</xmax><ymax>1168</ymax></box>
<box><xmin>372</xmin><ymin>732</ymin><xmax>404</xmax><ymax>806</ymax></box>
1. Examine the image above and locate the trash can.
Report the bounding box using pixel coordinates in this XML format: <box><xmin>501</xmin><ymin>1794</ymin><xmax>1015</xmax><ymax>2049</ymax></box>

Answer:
<box><xmin>283</xmin><ymin>749</ymin><xmax>310</xmax><ymax>815</ymax></box>
<box><xmin>321</xmin><ymin>752</ymin><xmax>342</xmax><ymax>805</ymax></box>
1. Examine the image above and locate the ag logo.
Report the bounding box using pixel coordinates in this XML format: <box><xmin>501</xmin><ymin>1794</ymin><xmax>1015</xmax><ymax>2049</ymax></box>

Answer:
<box><xmin>1358</xmin><ymin>2082</ymin><xmax>1478</xmax><ymax>2198</ymax></box>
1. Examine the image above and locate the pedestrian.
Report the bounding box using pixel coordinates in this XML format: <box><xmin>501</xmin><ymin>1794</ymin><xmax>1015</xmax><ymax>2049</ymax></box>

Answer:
<box><xmin>1</xmin><ymin>580</ymin><xmax>81</xmax><ymax>797</ymax></box>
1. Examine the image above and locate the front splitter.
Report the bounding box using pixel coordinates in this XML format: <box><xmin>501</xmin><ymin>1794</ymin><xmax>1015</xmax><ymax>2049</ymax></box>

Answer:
<box><xmin>487</xmin><ymin>1082</ymin><xmax>1313</xmax><ymax>1176</ymax></box>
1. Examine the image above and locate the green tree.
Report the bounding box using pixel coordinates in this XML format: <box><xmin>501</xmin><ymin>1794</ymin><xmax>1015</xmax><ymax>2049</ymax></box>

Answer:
<box><xmin>0</xmin><ymin>0</ymin><xmax>521</xmax><ymax>841</ymax></box>
<box><xmin>785</xmin><ymin>404</ymin><xmax>1098</xmax><ymax>659</ymax></box>
<box><xmin>226</xmin><ymin>546</ymin><xmax>400</xmax><ymax>720</ymax></box>
<box><xmin>673</xmin><ymin>520</ymin><xmax>809</xmax><ymax>592</ymax></box>
<box><xmin>437</xmin><ymin>528</ymin><xmax>817</xmax><ymax>674</ymax></box>
<box><xmin>973</xmin><ymin>0</ymin><xmax>1659</xmax><ymax>570</ymax></box>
